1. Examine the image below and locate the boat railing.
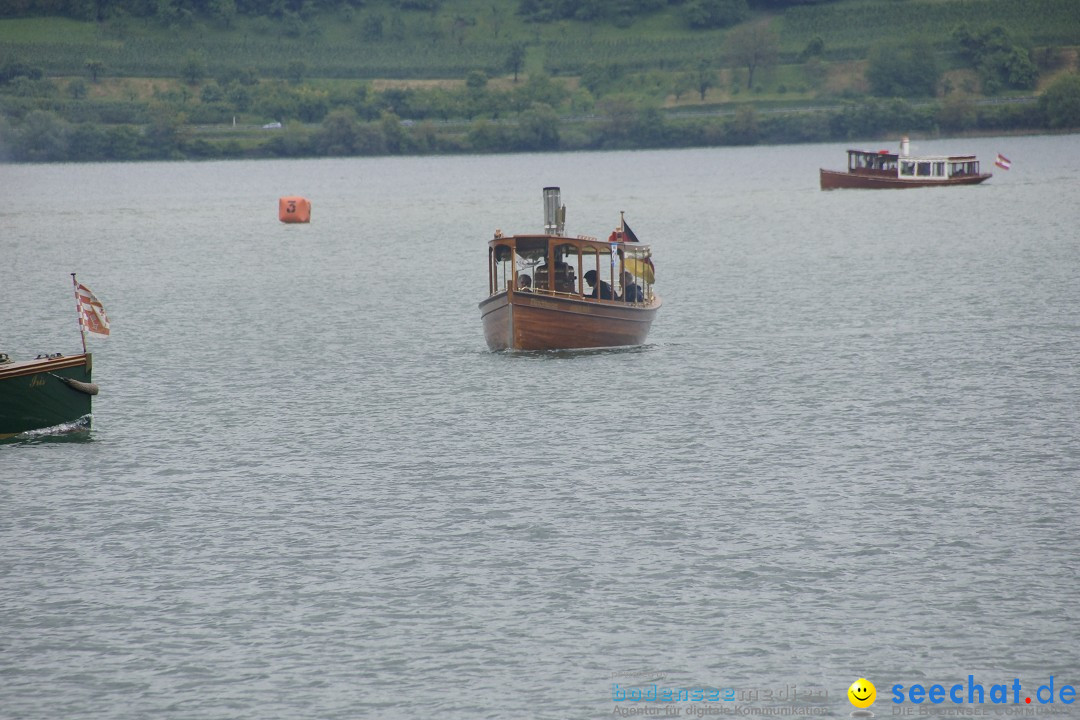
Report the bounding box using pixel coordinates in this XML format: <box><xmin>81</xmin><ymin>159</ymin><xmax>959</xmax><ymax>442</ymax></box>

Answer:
<box><xmin>518</xmin><ymin>284</ymin><xmax>653</xmax><ymax>305</ymax></box>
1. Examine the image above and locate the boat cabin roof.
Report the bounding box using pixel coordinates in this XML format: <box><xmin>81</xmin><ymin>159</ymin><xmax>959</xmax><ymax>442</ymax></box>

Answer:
<box><xmin>846</xmin><ymin>148</ymin><xmax>977</xmax><ymax>162</ymax></box>
<box><xmin>488</xmin><ymin>233</ymin><xmax>649</xmax><ymax>252</ymax></box>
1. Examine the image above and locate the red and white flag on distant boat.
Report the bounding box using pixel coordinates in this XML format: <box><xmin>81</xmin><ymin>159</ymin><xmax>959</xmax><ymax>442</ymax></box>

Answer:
<box><xmin>995</xmin><ymin>153</ymin><xmax>1011</xmax><ymax>170</ymax></box>
<box><xmin>76</xmin><ymin>282</ymin><xmax>110</xmax><ymax>338</ymax></box>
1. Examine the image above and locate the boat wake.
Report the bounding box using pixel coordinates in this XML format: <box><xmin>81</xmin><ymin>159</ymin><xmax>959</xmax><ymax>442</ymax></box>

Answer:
<box><xmin>500</xmin><ymin>344</ymin><xmax>657</xmax><ymax>360</ymax></box>
<box><xmin>1</xmin><ymin>415</ymin><xmax>92</xmax><ymax>444</ymax></box>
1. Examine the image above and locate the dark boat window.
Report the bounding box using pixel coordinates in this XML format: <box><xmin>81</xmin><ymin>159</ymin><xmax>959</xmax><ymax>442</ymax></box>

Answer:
<box><xmin>901</xmin><ymin>161</ymin><xmax>916</xmax><ymax>176</ymax></box>
<box><xmin>917</xmin><ymin>162</ymin><xmax>931</xmax><ymax>176</ymax></box>
<box><xmin>553</xmin><ymin>243</ymin><xmax>580</xmax><ymax>295</ymax></box>
<box><xmin>512</xmin><ymin>237</ymin><xmax>549</xmax><ymax>291</ymax></box>
<box><xmin>934</xmin><ymin>162</ymin><xmax>945</xmax><ymax>177</ymax></box>
<box><xmin>581</xmin><ymin>247</ymin><xmax>599</xmax><ymax>296</ymax></box>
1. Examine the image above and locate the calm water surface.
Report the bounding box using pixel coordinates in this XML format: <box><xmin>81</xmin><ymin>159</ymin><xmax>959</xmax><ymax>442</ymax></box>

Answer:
<box><xmin>2</xmin><ymin>136</ymin><xmax>1079</xmax><ymax>719</ymax></box>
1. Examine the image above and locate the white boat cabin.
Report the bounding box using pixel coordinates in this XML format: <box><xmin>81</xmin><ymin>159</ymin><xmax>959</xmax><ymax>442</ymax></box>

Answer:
<box><xmin>847</xmin><ymin>137</ymin><xmax>982</xmax><ymax>181</ymax></box>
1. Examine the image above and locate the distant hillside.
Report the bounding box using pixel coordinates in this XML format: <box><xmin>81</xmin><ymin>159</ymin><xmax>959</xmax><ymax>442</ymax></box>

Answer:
<box><xmin>1</xmin><ymin>0</ymin><xmax>1078</xmax><ymax>161</ymax></box>
<box><xmin>2</xmin><ymin>0</ymin><xmax>1078</xmax><ymax>79</ymax></box>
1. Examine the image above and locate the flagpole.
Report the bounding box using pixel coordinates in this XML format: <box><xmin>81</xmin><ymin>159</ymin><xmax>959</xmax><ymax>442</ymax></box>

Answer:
<box><xmin>71</xmin><ymin>272</ymin><xmax>87</xmax><ymax>355</ymax></box>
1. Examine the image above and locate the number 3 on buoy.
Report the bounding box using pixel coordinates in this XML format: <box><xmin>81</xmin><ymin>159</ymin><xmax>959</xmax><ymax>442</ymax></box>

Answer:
<box><xmin>279</xmin><ymin>196</ymin><xmax>311</xmax><ymax>223</ymax></box>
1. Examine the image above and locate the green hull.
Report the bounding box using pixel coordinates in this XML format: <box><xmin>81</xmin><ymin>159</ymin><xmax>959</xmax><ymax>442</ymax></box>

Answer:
<box><xmin>0</xmin><ymin>354</ymin><xmax>94</xmax><ymax>438</ymax></box>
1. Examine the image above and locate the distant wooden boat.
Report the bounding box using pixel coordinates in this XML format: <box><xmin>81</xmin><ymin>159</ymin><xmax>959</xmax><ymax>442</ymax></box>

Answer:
<box><xmin>0</xmin><ymin>275</ymin><xmax>108</xmax><ymax>439</ymax></box>
<box><xmin>479</xmin><ymin>187</ymin><xmax>661</xmax><ymax>351</ymax></box>
<box><xmin>820</xmin><ymin>136</ymin><xmax>992</xmax><ymax>189</ymax></box>
<box><xmin>0</xmin><ymin>353</ymin><xmax>96</xmax><ymax>439</ymax></box>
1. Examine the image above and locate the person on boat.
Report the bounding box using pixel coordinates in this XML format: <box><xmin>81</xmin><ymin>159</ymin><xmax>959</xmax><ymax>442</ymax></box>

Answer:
<box><xmin>622</xmin><ymin>271</ymin><xmax>643</xmax><ymax>302</ymax></box>
<box><xmin>583</xmin><ymin>270</ymin><xmax>613</xmax><ymax>300</ymax></box>
<box><xmin>517</xmin><ymin>274</ymin><xmax>532</xmax><ymax>292</ymax></box>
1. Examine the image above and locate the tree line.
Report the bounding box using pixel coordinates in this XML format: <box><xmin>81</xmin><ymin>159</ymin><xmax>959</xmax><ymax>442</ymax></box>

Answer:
<box><xmin>1</xmin><ymin>0</ymin><xmax>842</xmax><ymax>28</ymax></box>
<box><xmin>4</xmin><ymin>80</ymin><xmax>1079</xmax><ymax>162</ymax></box>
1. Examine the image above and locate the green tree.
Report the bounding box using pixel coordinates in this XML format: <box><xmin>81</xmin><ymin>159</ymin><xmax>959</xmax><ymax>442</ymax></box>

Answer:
<box><xmin>104</xmin><ymin>125</ymin><xmax>142</xmax><ymax>160</ymax></box>
<box><xmin>209</xmin><ymin>80</ymin><xmax>233</xmax><ymax>102</ymax></box>
<box><xmin>466</xmin><ymin>70</ymin><xmax>487</xmax><ymax>90</ymax></box>
<box><xmin>85</xmin><ymin>59</ymin><xmax>105</xmax><ymax>83</ymax></box>
<box><xmin>182</xmin><ymin>52</ymin><xmax>207</xmax><ymax>85</ymax></box>
<box><xmin>314</xmin><ymin>108</ymin><xmax>359</xmax><ymax>155</ymax></box>
<box><xmin>381</xmin><ymin>111</ymin><xmax>406</xmax><ymax>153</ymax></box>
<box><xmin>866</xmin><ymin>41</ymin><xmax>940</xmax><ymax>97</ymax></box>
<box><xmin>68</xmin><ymin>123</ymin><xmax>109</xmax><ymax>161</ymax></box>
<box><xmin>953</xmin><ymin>25</ymin><xmax>1038</xmax><ymax>94</ymax></box>
<box><xmin>728</xmin><ymin>21</ymin><xmax>779</xmax><ymax>90</ymax></box>
<box><xmin>683</xmin><ymin>0</ymin><xmax>747</xmax><ymax>29</ymax></box>
<box><xmin>580</xmin><ymin>63</ymin><xmax>623</xmax><ymax>97</ymax></box>
<box><xmin>1040</xmin><ymin>72</ymin><xmax>1080</xmax><ymax>129</ymax></box>
<box><xmin>146</xmin><ymin>104</ymin><xmax>187</xmax><ymax>157</ymax></box>
<box><xmin>468</xmin><ymin>118</ymin><xmax>512</xmax><ymax>152</ymax></box>
<box><xmin>507</xmin><ymin>43</ymin><xmax>526</xmax><ymax>83</ymax></box>
<box><xmin>673</xmin><ymin>71</ymin><xmax>694</xmax><ymax>102</ymax></box>
<box><xmin>15</xmin><ymin>110</ymin><xmax>69</xmax><ymax>162</ymax></box>
<box><xmin>516</xmin><ymin>102</ymin><xmax>560</xmax><ymax>150</ymax></box>
<box><xmin>694</xmin><ymin>59</ymin><xmax>716</xmax><ymax>101</ymax></box>
<box><xmin>513</xmin><ymin>72</ymin><xmax>567</xmax><ymax>109</ymax></box>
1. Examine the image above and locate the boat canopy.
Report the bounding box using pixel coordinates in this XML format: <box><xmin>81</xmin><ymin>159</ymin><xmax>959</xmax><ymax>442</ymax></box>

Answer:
<box><xmin>487</xmin><ymin>233</ymin><xmax>654</xmax><ymax>304</ymax></box>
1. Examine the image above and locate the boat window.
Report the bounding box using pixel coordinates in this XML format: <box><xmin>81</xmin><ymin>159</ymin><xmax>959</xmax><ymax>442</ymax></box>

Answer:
<box><xmin>581</xmin><ymin>246</ymin><xmax>599</xmax><ymax>296</ymax></box>
<box><xmin>900</xmin><ymin>161</ymin><xmax>916</xmax><ymax>176</ymax></box>
<box><xmin>917</xmin><ymin>162</ymin><xmax>931</xmax><ymax>177</ymax></box>
<box><xmin>552</xmin><ymin>243</ymin><xmax>580</xmax><ymax>295</ymax></box>
<box><xmin>934</xmin><ymin>162</ymin><xmax>945</xmax><ymax>177</ymax></box>
<box><xmin>622</xmin><ymin>247</ymin><xmax>653</xmax><ymax>304</ymax></box>
<box><xmin>850</xmin><ymin>152</ymin><xmax>879</xmax><ymax>171</ymax></box>
<box><xmin>492</xmin><ymin>243</ymin><xmax>513</xmax><ymax>294</ymax></box>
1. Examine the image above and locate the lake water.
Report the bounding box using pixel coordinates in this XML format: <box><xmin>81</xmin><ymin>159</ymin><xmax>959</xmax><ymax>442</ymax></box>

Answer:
<box><xmin>2</xmin><ymin>135</ymin><xmax>1079</xmax><ymax>719</ymax></box>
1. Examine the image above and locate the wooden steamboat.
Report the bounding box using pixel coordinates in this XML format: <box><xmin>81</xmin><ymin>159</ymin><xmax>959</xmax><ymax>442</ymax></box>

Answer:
<box><xmin>479</xmin><ymin>187</ymin><xmax>660</xmax><ymax>351</ymax></box>
<box><xmin>820</xmin><ymin>137</ymin><xmax>992</xmax><ymax>189</ymax></box>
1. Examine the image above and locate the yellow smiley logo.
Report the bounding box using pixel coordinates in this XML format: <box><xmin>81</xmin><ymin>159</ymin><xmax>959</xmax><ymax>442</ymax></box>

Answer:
<box><xmin>848</xmin><ymin>678</ymin><xmax>876</xmax><ymax>708</ymax></box>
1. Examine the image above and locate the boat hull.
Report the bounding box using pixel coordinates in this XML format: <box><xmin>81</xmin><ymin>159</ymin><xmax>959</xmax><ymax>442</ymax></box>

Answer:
<box><xmin>0</xmin><ymin>354</ymin><xmax>94</xmax><ymax>438</ymax></box>
<box><xmin>820</xmin><ymin>168</ymin><xmax>992</xmax><ymax>190</ymax></box>
<box><xmin>479</xmin><ymin>291</ymin><xmax>660</xmax><ymax>351</ymax></box>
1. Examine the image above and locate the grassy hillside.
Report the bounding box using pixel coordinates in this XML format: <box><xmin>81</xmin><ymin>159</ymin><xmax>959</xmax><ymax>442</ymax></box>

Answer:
<box><xmin>2</xmin><ymin>0</ymin><xmax>1077</xmax><ymax>80</ymax></box>
<box><xmin>1</xmin><ymin>0</ymin><xmax>1078</xmax><ymax>161</ymax></box>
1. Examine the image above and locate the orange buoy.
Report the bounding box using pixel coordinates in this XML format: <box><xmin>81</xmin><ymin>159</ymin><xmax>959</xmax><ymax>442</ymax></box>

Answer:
<box><xmin>279</xmin><ymin>196</ymin><xmax>311</xmax><ymax>223</ymax></box>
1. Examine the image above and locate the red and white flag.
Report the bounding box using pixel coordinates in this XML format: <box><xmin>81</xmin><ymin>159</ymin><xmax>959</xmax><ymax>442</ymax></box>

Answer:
<box><xmin>995</xmin><ymin>153</ymin><xmax>1011</xmax><ymax>170</ymax></box>
<box><xmin>77</xmin><ymin>282</ymin><xmax>110</xmax><ymax>337</ymax></box>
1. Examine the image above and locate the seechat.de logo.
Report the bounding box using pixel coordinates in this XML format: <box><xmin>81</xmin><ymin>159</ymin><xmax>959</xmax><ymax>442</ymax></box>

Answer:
<box><xmin>891</xmin><ymin>676</ymin><xmax>1076</xmax><ymax>706</ymax></box>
